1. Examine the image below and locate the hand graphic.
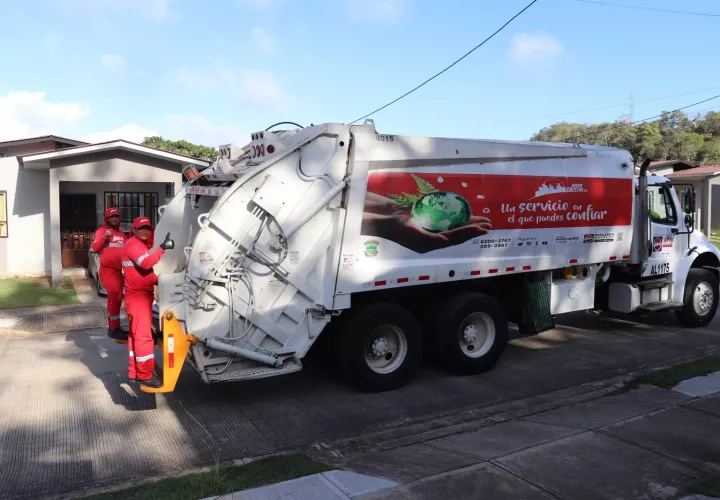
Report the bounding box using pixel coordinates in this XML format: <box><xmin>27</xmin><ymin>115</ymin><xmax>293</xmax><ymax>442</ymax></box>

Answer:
<box><xmin>363</xmin><ymin>212</ymin><xmax>492</xmax><ymax>254</ymax></box>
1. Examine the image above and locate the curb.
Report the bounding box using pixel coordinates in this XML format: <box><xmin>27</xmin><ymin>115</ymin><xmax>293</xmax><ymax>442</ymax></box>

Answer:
<box><xmin>0</xmin><ymin>304</ymin><xmax>126</xmax><ymax>335</ymax></box>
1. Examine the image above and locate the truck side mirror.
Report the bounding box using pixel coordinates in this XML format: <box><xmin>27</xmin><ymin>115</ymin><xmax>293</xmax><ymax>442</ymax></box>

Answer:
<box><xmin>685</xmin><ymin>213</ymin><xmax>693</xmax><ymax>229</ymax></box>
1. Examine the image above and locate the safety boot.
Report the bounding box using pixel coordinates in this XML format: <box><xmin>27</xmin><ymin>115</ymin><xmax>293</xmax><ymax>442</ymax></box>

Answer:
<box><xmin>140</xmin><ymin>375</ymin><xmax>162</xmax><ymax>388</ymax></box>
<box><xmin>107</xmin><ymin>327</ymin><xmax>128</xmax><ymax>341</ymax></box>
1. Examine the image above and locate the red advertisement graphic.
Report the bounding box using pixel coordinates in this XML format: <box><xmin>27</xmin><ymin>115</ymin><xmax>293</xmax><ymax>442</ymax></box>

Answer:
<box><xmin>360</xmin><ymin>172</ymin><xmax>633</xmax><ymax>254</ymax></box>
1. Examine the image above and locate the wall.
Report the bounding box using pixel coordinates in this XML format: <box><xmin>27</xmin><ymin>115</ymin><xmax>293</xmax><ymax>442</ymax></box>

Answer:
<box><xmin>59</xmin><ymin>181</ymin><xmax>171</xmax><ymax>227</ymax></box>
<box><xmin>51</xmin><ymin>150</ymin><xmax>181</xmax><ymax>193</ymax></box>
<box><xmin>0</xmin><ymin>142</ymin><xmax>56</xmax><ymax>276</ymax></box>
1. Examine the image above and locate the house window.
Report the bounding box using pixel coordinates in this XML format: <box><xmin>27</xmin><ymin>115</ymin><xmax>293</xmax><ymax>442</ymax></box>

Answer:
<box><xmin>104</xmin><ymin>192</ymin><xmax>158</xmax><ymax>230</ymax></box>
<box><xmin>165</xmin><ymin>183</ymin><xmax>175</xmax><ymax>204</ymax></box>
<box><xmin>0</xmin><ymin>191</ymin><xmax>7</xmax><ymax>237</ymax></box>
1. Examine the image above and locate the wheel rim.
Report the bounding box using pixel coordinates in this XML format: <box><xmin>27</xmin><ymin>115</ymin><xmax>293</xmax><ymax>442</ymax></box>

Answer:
<box><xmin>458</xmin><ymin>312</ymin><xmax>496</xmax><ymax>358</ymax></box>
<box><xmin>693</xmin><ymin>282</ymin><xmax>715</xmax><ymax>316</ymax></box>
<box><xmin>364</xmin><ymin>325</ymin><xmax>408</xmax><ymax>374</ymax></box>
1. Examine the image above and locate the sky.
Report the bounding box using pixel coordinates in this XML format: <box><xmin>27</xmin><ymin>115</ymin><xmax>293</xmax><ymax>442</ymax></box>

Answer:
<box><xmin>0</xmin><ymin>0</ymin><xmax>719</xmax><ymax>147</ymax></box>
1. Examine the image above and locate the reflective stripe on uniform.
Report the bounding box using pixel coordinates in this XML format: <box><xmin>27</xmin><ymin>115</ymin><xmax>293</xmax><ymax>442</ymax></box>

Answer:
<box><xmin>107</xmin><ymin>243</ymin><xmax>123</xmax><ymax>248</ymax></box>
<box><xmin>109</xmin><ymin>315</ymin><xmax>120</xmax><ymax>320</ymax></box>
<box><xmin>122</xmin><ymin>261</ymin><xmax>134</xmax><ymax>267</ymax></box>
<box><xmin>129</xmin><ymin>351</ymin><xmax>135</xmax><ymax>357</ymax></box>
<box><xmin>136</xmin><ymin>353</ymin><xmax>154</xmax><ymax>362</ymax></box>
<box><xmin>136</xmin><ymin>252</ymin><xmax>150</xmax><ymax>265</ymax></box>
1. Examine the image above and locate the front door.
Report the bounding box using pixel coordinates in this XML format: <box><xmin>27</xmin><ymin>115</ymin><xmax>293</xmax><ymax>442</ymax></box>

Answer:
<box><xmin>60</xmin><ymin>194</ymin><xmax>97</xmax><ymax>268</ymax></box>
<box><xmin>644</xmin><ymin>183</ymin><xmax>679</xmax><ymax>278</ymax></box>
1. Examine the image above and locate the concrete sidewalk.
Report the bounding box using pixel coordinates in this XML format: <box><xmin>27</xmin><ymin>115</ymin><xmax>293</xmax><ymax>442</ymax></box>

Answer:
<box><xmin>334</xmin><ymin>384</ymin><xmax>720</xmax><ymax>500</ymax></box>
<box><xmin>196</xmin><ymin>381</ymin><xmax>720</xmax><ymax>499</ymax></box>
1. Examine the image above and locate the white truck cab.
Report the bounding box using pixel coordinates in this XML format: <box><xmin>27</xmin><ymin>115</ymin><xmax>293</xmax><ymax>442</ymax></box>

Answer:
<box><xmin>604</xmin><ymin>169</ymin><xmax>720</xmax><ymax>326</ymax></box>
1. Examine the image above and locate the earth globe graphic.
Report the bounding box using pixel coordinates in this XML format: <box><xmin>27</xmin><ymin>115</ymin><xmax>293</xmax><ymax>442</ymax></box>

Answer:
<box><xmin>411</xmin><ymin>191</ymin><xmax>472</xmax><ymax>233</ymax></box>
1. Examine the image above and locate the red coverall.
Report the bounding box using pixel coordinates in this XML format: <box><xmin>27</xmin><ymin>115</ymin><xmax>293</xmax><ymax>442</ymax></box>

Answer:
<box><xmin>91</xmin><ymin>208</ymin><xmax>127</xmax><ymax>332</ymax></box>
<box><xmin>122</xmin><ymin>217</ymin><xmax>165</xmax><ymax>381</ymax></box>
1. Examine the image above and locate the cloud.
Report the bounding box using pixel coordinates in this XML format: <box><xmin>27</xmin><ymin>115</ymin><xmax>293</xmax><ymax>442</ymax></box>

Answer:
<box><xmin>84</xmin><ymin>124</ymin><xmax>157</xmax><ymax>144</ymax></box>
<box><xmin>0</xmin><ymin>91</ymin><xmax>88</xmax><ymax>141</ymax></box>
<box><xmin>100</xmin><ymin>54</ymin><xmax>127</xmax><ymax>74</ymax></box>
<box><xmin>163</xmin><ymin>114</ymin><xmax>249</xmax><ymax>147</ymax></box>
<box><xmin>238</xmin><ymin>70</ymin><xmax>288</xmax><ymax>108</ymax></box>
<box><xmin>507</xmin><ymin>33</ymin><xmax>563</xmax><ymax>69</ymax></box>
<box><xmin>236</xmin><ymin>0</ymin><xmax>278</xmax><ymax>11</ymax></box>
<box><xmin>347</xmin><ymin>0</ymin><xmax>405</xmax><ymax>22</ymax></box>
<box><xmin>249</xmin><ymin>27</ymin><xmax>275</xmax><ymax>55</ymax></box>
<box><xmin>53</xmin><ymin>0</ymin><xmax>169</xmax><ymax>20</ymax></box>
<box><xmin>172</xmin><ymin>67</ymin><xmax>290</xmax><ymax>110</ymax></box>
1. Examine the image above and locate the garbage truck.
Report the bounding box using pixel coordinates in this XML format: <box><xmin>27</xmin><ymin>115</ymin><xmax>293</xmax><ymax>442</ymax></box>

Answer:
<box><xmin>140</xmin><ymin>120</ymin><xmax>720</xmax><ymax>394</ymax></box>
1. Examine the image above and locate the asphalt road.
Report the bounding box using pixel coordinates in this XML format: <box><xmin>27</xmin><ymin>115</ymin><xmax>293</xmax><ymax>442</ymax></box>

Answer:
<box><xmin>0</xmin><ymin>310</ymin><xmax>718</xmax><ymax>500</ymax></box>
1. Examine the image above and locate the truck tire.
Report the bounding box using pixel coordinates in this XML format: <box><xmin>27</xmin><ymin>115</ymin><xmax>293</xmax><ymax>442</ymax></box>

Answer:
<box><xmin>426</xmin><ymin>292</ymin><xmax>508</xmax><ymax>375</ymax></box>
<box><xmin>335</xmin><ymin>302</ymin><xmax>422</xmax><ymax>392</ymax></box>
<box><xmin>676</xmin><ymin>269</ymin><xmax>719</xmax><ymax>327</ymax></box>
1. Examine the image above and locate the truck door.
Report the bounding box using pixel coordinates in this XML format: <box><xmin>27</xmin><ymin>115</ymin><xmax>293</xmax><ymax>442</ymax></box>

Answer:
<box><xmin>643</xmin><ymin>183</ymin><xmax>679</xmax><ymax>278</ymax></box>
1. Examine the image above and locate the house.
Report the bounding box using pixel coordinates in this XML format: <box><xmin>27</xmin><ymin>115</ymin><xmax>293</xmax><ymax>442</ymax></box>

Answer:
<box><xmin>0</xmin><ymin>135</ymin><xmax>210</xmax><ymax>287</ymax></box>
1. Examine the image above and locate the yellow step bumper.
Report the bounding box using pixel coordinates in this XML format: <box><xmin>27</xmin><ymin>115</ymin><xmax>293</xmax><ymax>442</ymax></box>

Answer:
<box><xmin>140</xmin><ymin>311</ymin><xmax>196</xmax><ymax>393</ymax></box>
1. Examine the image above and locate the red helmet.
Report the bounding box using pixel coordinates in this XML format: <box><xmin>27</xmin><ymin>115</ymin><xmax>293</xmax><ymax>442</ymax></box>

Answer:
<box><xmin>132</xmin><ymin>216</ymin><xmax>153</xmax><ymax>230</ymax></box>
<box><xmin>104</xmin><ymin>208</ymin><xmax>120</xmax><ymax>219</ymax></box>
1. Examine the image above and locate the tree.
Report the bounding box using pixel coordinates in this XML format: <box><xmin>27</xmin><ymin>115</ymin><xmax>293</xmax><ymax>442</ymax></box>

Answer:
<box><xmin>530</xmin><ymin>110</ymin><xmax>720</xmax><ymax>165</ymax></box>
<box><xmin>142</xmin><ymin>136</ymin><xmax>219</xmax><ymax>162</ymax></box>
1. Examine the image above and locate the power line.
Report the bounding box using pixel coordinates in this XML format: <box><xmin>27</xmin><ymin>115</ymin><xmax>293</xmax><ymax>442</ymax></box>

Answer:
<box><xmin>568</xmin><ymin>0</ymin><xmax>720</xmax><ymax>17</ymax></box>
<box><xmin>348</xmin><ymin>0</ymin><xmax>540</xmax><ymax>125</ymax></box>
<box><xmin>563</xmin><ymin>93</ymin><xmax>720</xmax><ymax>144</ymax></box>
<box><xmin>482</xmin><ymin>86</ymin><xmax>720</xmax><ymax>126</ymax></box>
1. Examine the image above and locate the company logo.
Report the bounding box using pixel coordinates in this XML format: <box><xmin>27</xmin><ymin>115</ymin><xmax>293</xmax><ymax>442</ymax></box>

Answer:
<box><xmin>533</xmin><ymin>179</ymin><xmax>588</xmax><ymax>199</ymax></box>
<box><xmin>364</xmin><ymin>240</ymin><xmax>379</xmax><ymax>257</ymax></box>
<box><xmin>554</xmin><ymin>235</ymin><xmax>581</xmax><ymax>244</ymax></box>
<box><xmin>663</xmin><ymin>236</ymin><xmax>673</xmax><ymax>248</ymax></box>
<box><xmin>585</xmin><ymin>232</ymin><xmax>614</xmax><ymax>243</ymax></box>
<box><xmin>653</xmin><ymin>237</ymin><xmax>663</xmax><ymax>252</ymax></box>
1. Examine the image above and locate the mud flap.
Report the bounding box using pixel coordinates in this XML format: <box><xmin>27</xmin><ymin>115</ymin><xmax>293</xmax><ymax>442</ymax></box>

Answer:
<box><xmin>140</xmin><ymin>311</ymin><xmax>194</xmax><ymax>393</ymax></box>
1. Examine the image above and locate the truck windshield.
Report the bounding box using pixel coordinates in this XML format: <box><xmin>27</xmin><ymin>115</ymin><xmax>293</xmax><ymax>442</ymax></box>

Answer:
<box><xmin>648</xmin><ymin>184</ymin><xmax>678</xmax><ymax>225</ymax></box>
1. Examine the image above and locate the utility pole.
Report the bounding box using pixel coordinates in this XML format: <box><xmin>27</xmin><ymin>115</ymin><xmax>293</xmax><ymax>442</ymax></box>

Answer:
<box><xmin>629</xmin><ymin>92</ymin><xmax>635</xmax><ymax>122</ymax></box>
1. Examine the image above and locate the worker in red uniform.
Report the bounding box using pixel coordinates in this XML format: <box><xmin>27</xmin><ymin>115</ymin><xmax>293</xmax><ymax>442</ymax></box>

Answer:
<box><xmin>122</xmin><ymin>216</ymin><xmax>174</xmax><ymax>388</ymax></box>
<box><xmin>91</xmin><ymin>207</ymin><xmax>128</xmax><ymax>341</ymax></box>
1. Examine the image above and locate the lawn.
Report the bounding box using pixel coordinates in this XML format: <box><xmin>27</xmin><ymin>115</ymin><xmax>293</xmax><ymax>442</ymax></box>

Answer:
<box><xmin>684</xmin><ymin>472</ymin><xmax>720</xmax><ymax>498</ymax></box>
<box><xmin>0</xmin><ymin>277</ymin><xmax>80</xmax><ymax>309</ymax></box>
<box><xmin>622</xmin><ymin>355</ymin><xmax>720</xmax><ymax>392</ymax></box>
<box><xmin>83</xmin><ymin>454</ymin><xmax>332</xmax><ymax>500</ymax></box>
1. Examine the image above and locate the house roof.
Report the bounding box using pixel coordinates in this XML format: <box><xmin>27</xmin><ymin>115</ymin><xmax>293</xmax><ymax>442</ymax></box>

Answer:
<box><xmin>18</xmin><ymin>139</ymin><xmax>211</xmax><ymax>170</ymax></box>
<box><xmin>648</xmin><ymin>160</ymin><xmax>697</xmax><ymax>170</ymax></box>
<box><xmin>0</xmin><ymin>135</ymin><xmax>88</xmax><ymax>149</ymax></box>
<box><xmin>666</xmin><ymin>166</ymin><xmax>720</xmax><ymax>178</ymax></box>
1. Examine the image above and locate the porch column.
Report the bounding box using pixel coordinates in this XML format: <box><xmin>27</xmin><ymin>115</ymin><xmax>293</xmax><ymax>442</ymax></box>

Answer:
<box><xmin>701</xmin><ymin>178</ymin><xmax>712</xmax><ymax>237</ymax></box>
<box><xmin>49</xmin><ymin>170</ymin><xmax>62</xmax><ymax>288</ymax></box>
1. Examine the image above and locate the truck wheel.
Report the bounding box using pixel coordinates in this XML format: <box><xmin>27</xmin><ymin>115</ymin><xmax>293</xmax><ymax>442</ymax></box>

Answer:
<box><xmin>676</xmin><ymin>269</ymin><xmax>719</xmax><ymax>327</ymax></box>
<box><xmin>336</xmin><ymin>303</ymin><xmax>422</xmax><ymax>392</ymax></box>
<box><xmin>427</xmin><ymin>292</ymin><xmax>508</xmax><ymax>375</ymax></box>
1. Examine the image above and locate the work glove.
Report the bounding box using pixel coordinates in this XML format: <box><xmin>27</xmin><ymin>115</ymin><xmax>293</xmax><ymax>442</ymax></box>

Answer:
<box><xmin>159</xmin><ymin>232</ymin><xmax>175</xmax><ymax>250</ymax></box>
<box><xmin>103</xmin><ymin>229</ymin><xmax>113</xmax><ymax>240</ymax></box>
